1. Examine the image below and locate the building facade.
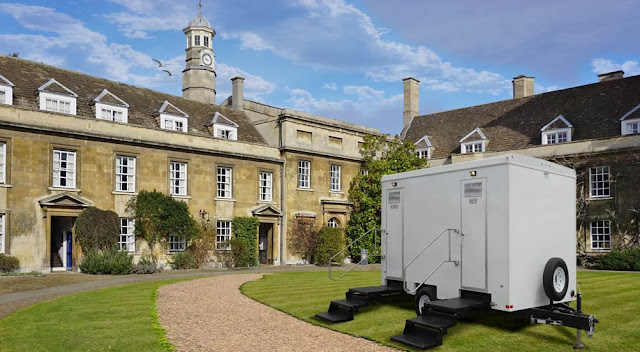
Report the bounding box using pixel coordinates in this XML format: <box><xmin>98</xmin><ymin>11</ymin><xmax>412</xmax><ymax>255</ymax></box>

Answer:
<box><xmin>0</xmin><ymin>11</ymin><xmax>380</xmax><ymax>271</ymax></box>
<box><xmin>401</xmin><ymin>72</ymin><xmax>640</xmax><ymax>256</ymax></box>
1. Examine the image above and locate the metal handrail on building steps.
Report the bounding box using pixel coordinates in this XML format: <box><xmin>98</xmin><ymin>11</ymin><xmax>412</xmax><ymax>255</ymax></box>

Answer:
<box><xmin>328</xmin><ymin>228</ymin><xmax>381</xmax><ymax>281</ymax></box>
<box><xmin>402</xmin><ymin>228</ymin><xmax>462</xmax><ymax>294</ymax></box>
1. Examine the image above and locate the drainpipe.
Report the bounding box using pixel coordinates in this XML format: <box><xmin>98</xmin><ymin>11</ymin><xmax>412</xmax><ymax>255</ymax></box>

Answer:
<box><xmin>279</xmin><ymin>116</ymin><xmax>285</xmax><ymax>265</ymax></box>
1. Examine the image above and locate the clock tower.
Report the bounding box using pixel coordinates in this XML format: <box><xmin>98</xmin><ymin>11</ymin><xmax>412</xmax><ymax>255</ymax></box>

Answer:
<box><xmin>182</xmin><ymin>8</ymin><xmax>216</xmax><ymax>104</ymax></box>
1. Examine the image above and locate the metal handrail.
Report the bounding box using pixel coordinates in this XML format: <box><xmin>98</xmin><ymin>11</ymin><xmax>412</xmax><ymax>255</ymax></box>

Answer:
<box><xmin>405</xmin><ymin>260</ymin><xmax>455</xmax><ymax>295</ymax></box>
<box><xmin>402</xmin><ymin>228</ymin><xmax>461</xmax><ymax>294</ymax></box>
<box><xmin>329</xmin><ymin>228</ymin><xmax>380</xmax><ymax>281</ymax></box>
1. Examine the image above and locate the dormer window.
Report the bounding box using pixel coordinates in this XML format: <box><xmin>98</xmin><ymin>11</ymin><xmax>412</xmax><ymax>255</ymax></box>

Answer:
<box><xmin>94</xmin><ymin>89</ymin><xmax>129</xmax><ymax>123</ymax></box>
<box><xmin>459</xmin><ymin>128</ymin><xmax>487</xmax><ymax>154</ymax></box>
<box><xmin>620</xmin><ymin>104</ymin><xmax>640</xmax><ymax>135</ymax></box>
<box><xmin>0</xmin><ymin>73</ymin><xmax>14</xmax><ymax>105</ymax></box>
<box><xmin>157</xmin><ymin>101</ymin><xmax>188</xmax><ymax>132</ymax></box>
<box><xmin>541</xmin><ymin>114</ymin><xmax>573</xmax><ymax>145</ymax></box>
<box><xmin>210</xmin><ymin>112</ymin><xmax>238</xmax><ymax>141</ymax></box>
<box><xmin>414</xmin><ymin>135</ymin><xmax>432</xmax><ymax>159</ymax></box>
<box><xmin>37</xmin><ymin>78</ymin><xmax>77</xmax><ymax>115</ymax></box>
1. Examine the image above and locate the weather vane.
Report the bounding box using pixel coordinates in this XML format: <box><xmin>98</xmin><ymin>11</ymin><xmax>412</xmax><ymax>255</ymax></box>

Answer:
<box><xmin>197</xmin><ymin>0</ymin><xmax>204</xmax><ymax>12</ymax></box>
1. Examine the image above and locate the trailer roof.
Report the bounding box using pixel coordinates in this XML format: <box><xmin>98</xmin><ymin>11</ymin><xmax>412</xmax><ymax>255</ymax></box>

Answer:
<box><xmin>381</xmin><ymin>154</ymin><xmax>575</xmax><ymax>182</ymax></box>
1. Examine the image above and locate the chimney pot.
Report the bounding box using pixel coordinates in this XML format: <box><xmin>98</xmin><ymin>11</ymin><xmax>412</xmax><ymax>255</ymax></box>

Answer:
<box><xmin>231</xmin><ymin>76</ymin><xmax>245</xmax><ymax>110</ymax></box>
<box><xmin>512</xmin><ymin>75</ymin><xmax>535</xmax><ymax>99</ymax></box>
<box><xmin>598</xmin><ymin>70</ymin><xmax>624</xmax><ymax>82</ymax></box>
<box><xmin>402</xmin><ymin>77</ymin><xmax>420</xmax><ymax>127</ymax></box>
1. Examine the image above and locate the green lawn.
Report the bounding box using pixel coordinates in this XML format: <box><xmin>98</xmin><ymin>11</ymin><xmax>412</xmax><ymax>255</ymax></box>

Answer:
<box><xmin>242</xmin><ymin>270</ymin><xmax>640</xmax><ymax>351</ymax></box>
<box><xmin>0</xmin><ymin>278</ymin><xmax>192</xmax><ymax>352</ymax></box>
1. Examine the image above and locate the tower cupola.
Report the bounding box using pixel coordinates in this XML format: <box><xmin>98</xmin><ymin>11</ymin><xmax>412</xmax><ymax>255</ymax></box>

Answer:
<box><xmin>182</xmin><ymin>3</ymin><xmax>216</xmax><ymax>105</ymax></box>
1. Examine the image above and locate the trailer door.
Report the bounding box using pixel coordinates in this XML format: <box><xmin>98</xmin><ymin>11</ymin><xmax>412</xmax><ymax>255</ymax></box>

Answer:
<box><xmin>385</xmin><ymin>189</ymin><xmax>403</xmax><ymax>280</ymax></box>
<box><xmin>460</xmin><ymin>179</ymin><xmax>487</xmax><ymax>291</ymax></box>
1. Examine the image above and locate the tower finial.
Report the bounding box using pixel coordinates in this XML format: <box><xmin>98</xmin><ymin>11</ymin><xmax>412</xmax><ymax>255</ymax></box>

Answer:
<box><xmin>197</xmin><ymin>0</ymin><xmax>204</xmax><ymax>13</ymax></box>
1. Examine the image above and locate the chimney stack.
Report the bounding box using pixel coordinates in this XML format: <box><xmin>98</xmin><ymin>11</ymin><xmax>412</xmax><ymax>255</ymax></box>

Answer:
<box><xmin>598</xmin><ymin>70</ymin><xmax>624</xmax><ymax>82</ymax></box>
<box><xmin>231</xmin><ymin>76</ymin><xmax>245</xmax><ymax>110</ymax></box>
<box><xmin>402</xmin><ymin>77</ymin><xmax>420</xmax><ymax>127</ymax></box>
<box><xmin>512</xmin><ymin>75</ymin><xmax>535</xmax><ymax>99</ymax></box>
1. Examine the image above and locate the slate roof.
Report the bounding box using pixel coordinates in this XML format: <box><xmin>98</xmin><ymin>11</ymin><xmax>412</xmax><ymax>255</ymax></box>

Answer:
<box><xmin>0</xmin><ymin>55</ymin><xmax>266</xmax><ymax>145</ymax></box>
<box><xmin>404</xmin><ymin>75</ymin><xmax>640</xmax><ymax>159</ymax></box>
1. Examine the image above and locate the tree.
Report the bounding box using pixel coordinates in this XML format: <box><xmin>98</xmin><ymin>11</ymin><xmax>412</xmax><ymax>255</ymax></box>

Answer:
<box><xmin>346</xmin><ymin>134</ymin><xmax>427</xmax><ymax>261</ymax></box>
<box><xmin>126</xmin><ymin>190</ymin><xmax>200</xmax><ymax>259</ymax></box>
<box><xmin>75</xmin><ymin>207</ymin><xmax>120</xmax><ymax>252</ymax></box>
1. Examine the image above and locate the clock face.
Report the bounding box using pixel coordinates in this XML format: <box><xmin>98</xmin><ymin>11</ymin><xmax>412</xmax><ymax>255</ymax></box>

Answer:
<box><xmin>201</xmin><ymin>53</ymin><xmax>213</xmax><ymax>67</ymax></box>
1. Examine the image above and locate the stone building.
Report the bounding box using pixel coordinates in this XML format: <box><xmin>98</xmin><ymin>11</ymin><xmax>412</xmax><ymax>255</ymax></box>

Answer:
<box><xmin>0</xmin><ymin>10</ymin><xmax>379</xmax><ymax>271</ymax></box>
<box><xmin>401</xmin><ymin>72</ymin><xmax>640</xmax><ymax>255</ymax></box>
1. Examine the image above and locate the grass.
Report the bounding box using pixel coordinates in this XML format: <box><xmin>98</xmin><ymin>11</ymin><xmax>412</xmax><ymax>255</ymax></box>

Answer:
<box><xmin>0</xmin><ymin>278</ymin><xmax>192</xmax><ymax>352</ymax></box>
<box><xmin>242</xmin><ymin>270</ymin><xmax>640</xmax><ymax>351</ymax></box>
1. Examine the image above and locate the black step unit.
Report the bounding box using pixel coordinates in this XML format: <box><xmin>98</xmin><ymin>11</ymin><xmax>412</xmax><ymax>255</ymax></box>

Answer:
<box><xmin>422</xmin><ymin>292</ymin><xmax>491</xmax><ymax>317</ymax></box>
<box><xmin>391</xmin><ymin>320</ymin><xmax>443</xmax><ymax>349</ymax></box>
<box><xmin>316</xmin><ymin>285</ymin><xmax>406</xmax><ymax>323</ymax></box>
<box><xmin>407</xmin><ymin>314</ymin><xmax>457</xmax><ymax>334</ymax></box>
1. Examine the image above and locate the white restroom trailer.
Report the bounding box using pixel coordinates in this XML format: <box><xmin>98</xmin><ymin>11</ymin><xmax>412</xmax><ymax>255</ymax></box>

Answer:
<box><xmin>381</xmin><ymin>154</ymin><xmax>577</xmax><ymax>312</ymax></box>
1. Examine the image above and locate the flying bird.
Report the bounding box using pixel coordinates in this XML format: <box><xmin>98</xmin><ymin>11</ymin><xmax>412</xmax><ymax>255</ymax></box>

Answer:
<box><xmin>162</xmin><ymin>70</ymin><xmax>173</xmax><ymax>77</ymax></box>
<box><xmin>152</xmin><ymin>58</ymin><xmax>164</xmax><ymax>67</ymax></box>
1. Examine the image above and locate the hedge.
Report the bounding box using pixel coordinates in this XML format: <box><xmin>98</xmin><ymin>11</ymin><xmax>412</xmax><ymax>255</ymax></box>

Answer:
<box><xmin>75</xmin><ymin>207</ymin><xmax>120</xmax><ymax>252</ymax></box>
<box><xmin>595</xmin><ymin>248</ymin><xmax>640</xmax><ymax>271</ymax></box>
<box><xmin>231</xmin><ymin>217</ymin><xmax>259</xmax><ymax>267</ymax></box>
<box><xmin>0</xmin><ymin>254</ymin><xmax>20</xmax><ymax>273</ymax></box>
<box><xmin>79</xmin><ymin>250</ymin><xmax>133</xmax><ymax>275</ymax></box>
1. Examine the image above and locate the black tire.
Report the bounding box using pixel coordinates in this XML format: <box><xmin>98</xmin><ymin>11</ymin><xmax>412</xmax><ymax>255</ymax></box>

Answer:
<box><xmin>414</xmin><ymin>286</ymin><xmax>436</xmax><ymax>315</ymax></box>
<box><xmin>543</xmin><ymin>257</ymin><xmax>569</xmax><ymax>302</ymax></box>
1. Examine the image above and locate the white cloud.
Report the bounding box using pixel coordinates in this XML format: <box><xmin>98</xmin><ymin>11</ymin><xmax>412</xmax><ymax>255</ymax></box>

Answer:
<box><xmin>322</xmin><ymin>82</ymin><xmax>337</xmax><ymax>90</ymax></box>
<box><xmin>103</xmin><ymin>0</ymin><xmax>192</xmax><ymax>39</ymax></box>
<box><xmin>591</xmin><ymin>58</ymin><xmax>640</xmax><ymax>76</ymax></box>
<box><xmin>216</xmin><ymin>63</ymin><xmax>276</xmax><ymax>103</ymax></box>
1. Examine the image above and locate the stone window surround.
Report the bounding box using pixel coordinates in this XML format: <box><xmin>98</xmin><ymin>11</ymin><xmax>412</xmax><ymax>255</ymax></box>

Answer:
<box><xmin>168</xmin><ymin>159</ymin><xmax>189</xmax><ymax>197</ymax></box>
<box><xmin>49</xmin><ymin>144</ymin><xmax>81</xmax><ymax>191</ymax></box>
<box><xmin>216</xmin><ymin>219</ymin><xmax>232</xmax><ymax>251</ymax></box>
<box><xmin>115</xmin><ymin>155</ymin><xmax>136</xmax><ymax>193</ymax></box>
<box><xmin>258</xmin><ymin>170</ymin><xmax>274</xmax><ymax>202</ymax></box>
<box><xmin>330</xmin><ymin>163</ymin><xmax>341</xmax><ymax>192</ymax></box>
<box><xmin>119</xmin><ymin>218</ymin><xmax>135</xmax><ymax>252</ymax></box>
<box><xmin>216</xmin><ymin>165</ymin><xmax>233</xmax><ymax>199</ymax></box>
<box><xmin>297</xmin><ymin>159</ymin><xmax>311</xmax><ymax>190</ymax></box>
<box><xmin>590</xmin><ymin>219</ymin><xmax>611</xmax><ymax>251</ymax></box>
<box><xmin>589</xmin><ymin>165</ymin><xmax>611</xmax><ymax>199</ymax></box>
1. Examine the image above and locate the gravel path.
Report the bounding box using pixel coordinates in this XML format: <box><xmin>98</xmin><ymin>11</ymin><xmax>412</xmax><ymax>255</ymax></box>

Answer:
<box><xmin>157</xmin><ymin>274</ymin><xmax>397</xmax><ymax>352</ymax></box>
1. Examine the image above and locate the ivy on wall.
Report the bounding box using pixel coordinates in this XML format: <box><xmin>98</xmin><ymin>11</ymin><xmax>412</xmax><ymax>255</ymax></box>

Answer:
<box><xmin>75</xmin><ymin>206</ymin><xmax>119</xmax><ymax>252</ymax></box>
<box><xmin>231</xmin><ymin>216</ymin><xmax>259</xmax><ymax>267</ymax></box>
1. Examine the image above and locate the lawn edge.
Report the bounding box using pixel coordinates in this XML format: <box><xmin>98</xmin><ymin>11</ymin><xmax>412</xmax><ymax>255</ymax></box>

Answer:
<box><xmin>240</xmin><ymin>273</ymin><xmax>406</xmax><ymax>351</ymax></box>
<box><xmin>151</xmin><ymin>285</ymin><xmax>175</xmax><ymax>352</ymax></box>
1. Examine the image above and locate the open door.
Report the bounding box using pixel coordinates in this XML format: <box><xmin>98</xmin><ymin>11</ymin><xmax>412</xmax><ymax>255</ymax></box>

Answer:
<box><xmin>460</xmin><ymin>179</ymin><xmax>487</xmax><ymax>291</ymax></box>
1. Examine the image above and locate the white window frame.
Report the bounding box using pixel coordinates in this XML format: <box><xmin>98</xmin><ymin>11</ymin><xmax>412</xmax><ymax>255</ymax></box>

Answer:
<box><xmin>461</xmin><ymin>141</ymin><xmax>485</xmax><ymax>154</ymax></box>
<box><xmin>622</xmin><ymin>118</ymin><xmax>640</xmax><ymax>135</ymax></box>
<box><xmin>327</xmin><ymin>218</ymin><xmax>339</xmax><ymax>228</ymax></box>
<box><xmin>416</xmin><ymin>148</ymin><xmax>430</xmax><ymax>159</ymax></box>
<box><xmin>589</xmin><ymin>166</ymin><xmax>610</xmax><ymax>198</ymax></box>
<box><xmin>119</xmin><ymin>218</ymin><xmax>135</xmax><ymax>252</ymax></box>
<box><xmin>0</xmin><ymin>86</ymin><xmax>12</xmax><ymax>105</ymax></box>
<box><xmin>298</xmin><ymin>160</ymin><xmax>310</xmax><ymax>189</ymax></box>
<box><xmin>0</xmin><ymin>214</ymin><xmax>5</xmax><ymax>254</ymax></box>
<box><xmin>259</xmin><ymin>171</ymin><xmax>273</xmax><ymax>202</ymax></box>
<box><xmin>39</xmin><ymin>92</ymin><xmax>76</xmax><ymax>115</ymax></box>
<box><xmin>330</xmin><ymin>164</ymin><xmax>341</xmax><ymax>192</ymax></box>
<box><xmin>216</xmin><ymin>166</ymin><xmax>233</xmax><ymax>199</ymax></box>
<box><xmin>96</xmin><ymin>103</ymin><xmax>128</xmax><ymax>123</ymax></box>
<box><xmin>115</xmin><ymin>156</ymin><xmax>136</xmax><ymax>193</ymax></box>
<box><xmin>542</xmin><ymin>128</ymin><xmax>571</xmax><ymax>145</ymax></box>
<box><xmin>590</xmin><ymin>220</ymin><xmax>611</xmax><ymax>250</ymax></box>
<box><xmin>0</xmin><ymin>142</ymin><xmax>6</xmax><ymax>184</ymax></box>
<box><xmin>161</xmin><ymin>115</ymin><xmax>188</xmax><ymax>132</ymax></box>
<box><xmin>169</xmin><ymin>162</ymin><xmax>187</xmax><ymax>196</ymax></box>
<box><xmin>52</xmin><ymin>149</ymin><xmax>76</xmax><ymax>189</ymax></box>
<box><xmin>216</xmin><ymin>220</ymin><xmax>232</xmax><ymax>251</ymax></box>
<box><xmin>169</xmin><ymin>234</ymin><xmax>187</xmax><ymax>252</ymax></box>
<box><xmin>214</xmin><ymin>125</ymin><xmax>237</xmax><ymax>140</ymax></box>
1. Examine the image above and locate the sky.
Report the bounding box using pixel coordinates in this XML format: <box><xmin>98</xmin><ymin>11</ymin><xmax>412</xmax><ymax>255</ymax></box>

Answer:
<box><xmin>0</xmin><ymin>0</ymin><xmax>639</xmax><ymax>135</ymax></box>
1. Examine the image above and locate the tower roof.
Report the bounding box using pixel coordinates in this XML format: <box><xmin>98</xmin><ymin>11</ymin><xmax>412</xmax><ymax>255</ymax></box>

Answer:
<box><xmin>186</xmin><ymin>11</ymin><xmax>211</xmax><ymax>29</ymax></box>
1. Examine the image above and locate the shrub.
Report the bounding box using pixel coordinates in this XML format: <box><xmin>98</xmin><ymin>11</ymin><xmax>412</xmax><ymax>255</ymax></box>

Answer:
<box><xmin>0</xmin><ymin>254</ymin><xmax>20</xmax><ymax>273</ymax></box>
<box><xmin>132</xmin><ymin>264</ymin><xmax>159</xmax><ymax>274</ymax></box>
<box><xmin>313</xmin><ymin>227</ymin><xmax>345</xmax><ymax>266</ymax></box>
<box><xmin>192</xmin><ymin>222</ymin><xmax>217</xmax><ymax>267</ymax></box>
<box><xmin>79</xmin><ymin>250</ymin><xmax>133</xmax><ymax>275</ymax></box>
<box><xmin>596</xmin><ymin>248</ymin><xmax>640</xmax><ymax>271</ymax></box>
<box><xmin>126</xmin><ymin>190</ymin><xmax>200</xmax><ymax>254</ymax></box>
<box><xmin>169</xmin><ymin>251</ymin><xmax>198</xmax><ymax>270</ymax></box>
<box><xmin>75</xmin><ymin>207</ymin><xmax>119</xmax><ymax>252</ymax></box>
<box><xmin>287</xmin><ymin>218</ymin><xmax>320</xmax><ymax>264</ymax></box>
<box><xmin>232</xmin><ymin>217</ymin><xmax>259</xmax><ymax>267</ymax></box>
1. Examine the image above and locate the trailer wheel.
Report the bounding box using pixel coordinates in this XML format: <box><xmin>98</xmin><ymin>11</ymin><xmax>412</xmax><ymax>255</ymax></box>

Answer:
<box><xmin>543</xmin><ymin>257</ymin><xmax>569</xmax><ymax>302</ymax></box>
<box><xmin>414</xmin><ymin>286</ymin><xmax>436</xmax><ymax>315</ymax></box>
